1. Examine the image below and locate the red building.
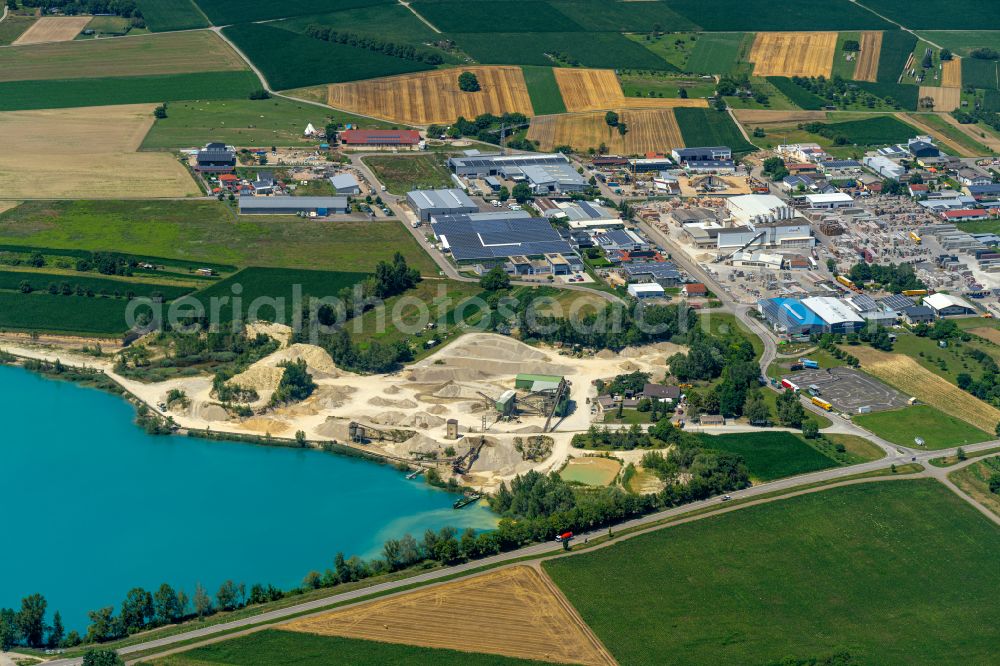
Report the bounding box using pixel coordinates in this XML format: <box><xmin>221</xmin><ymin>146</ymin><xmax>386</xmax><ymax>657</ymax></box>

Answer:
<box><xmin>340</xmin><ymin>129</ymin><xmax>421</xmax><ymax>148</ymax></box>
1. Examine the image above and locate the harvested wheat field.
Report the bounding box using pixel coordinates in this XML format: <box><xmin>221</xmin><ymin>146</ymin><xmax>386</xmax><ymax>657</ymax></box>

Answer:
<box><xmin>281</xmin><ymin>566</ymin><xmax>616</xmax><ymax>666</ymax></box>
<box><xmin>527</xmin><ymin>108</ymin><xmax>683</xmax><ymax>154</ymax></box>
<box><xmin>919</xmin><ymin>85</ymin><xmax>962</xmax><ymax>112</ymax></box>
<box><xmin>12</xmin><ymin>16</ymin><xmax>91</xmax><ymax>45</ymax></box>
<box><xmin>853</xmin><ymin>31</ymin><xmax>883</xmax><ymax>82</ymax></box>
<box><xmin>942</xmin><ymin>57</ymin><xmax>962</xmax><ymax>88</ymax></box>
<box><xmin>554</xmin><ymin>68</ymin><xmax>707</xmax><ymax>112</ymax></box>
<box><xmin>731</xmin><ymin>109</ymin><xmax>828</xmax><ymax>126</ymax></box>
<box><xmin>750</xmin><ymin>32</ymin><xmax>838</xmax><ymax>78</ymax></box>
<box><xmin>970</xmin><ymin>327</ymin><xmax>1000</xmax><ymax>345</ymax></box>
<box><xmin>0</xmin><ymin>104</ymin><xmax>199</xmax><ymax>199</ymax></box>
<box><xmin>0</xmin><ymin>30</ymin><xmax>246</xmax><ymax>82</ymax></box>
<box><xmin>848</xmin><ymin>346</ymin><xmax>1000</xmax><ymax>433</ymax></box>
<box><xmin>325</xmin><ymin>66</ymin><xmax>533</xmax><ymax>125</ymax></box>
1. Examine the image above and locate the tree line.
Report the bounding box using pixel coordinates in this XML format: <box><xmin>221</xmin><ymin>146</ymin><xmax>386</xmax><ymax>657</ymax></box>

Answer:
<box><xmin>304</xmin><ymin>24</ymin><xmax>444</xmax><ymax>65</ymax></box>
<box><xmin>847</xmin><ymin>261</ymin><xmax>925</xmax><ymax>294</ymax></box>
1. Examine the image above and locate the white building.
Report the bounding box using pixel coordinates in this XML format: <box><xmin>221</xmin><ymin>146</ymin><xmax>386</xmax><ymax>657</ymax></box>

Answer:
<box><xmin>730</xmin><ymin>251</ymin><xmax>784</xmax><ymax>270</ymax></box>
<box><xmin>727</xmin><ymin>194</ymin><xmax>797</xmax><ymax>226</ymax></box>
<box><xmin>804</xmin><ymin>192</ymin><xmax>854</xmax><ymax>209</ymax></box>
<box><xmin>628</xmin><ymin>283</ymin><xmax>665</xmax><ymax>299</ymax></box>
<box><xmin>801</xmin><ymin>297</ymin><xmax>865</xmax><ymax>334</ymax></box>
<box><xmin>924</xmin><ymin>293</ymin><xmax>976</xmax><ymax>317</ymax></box>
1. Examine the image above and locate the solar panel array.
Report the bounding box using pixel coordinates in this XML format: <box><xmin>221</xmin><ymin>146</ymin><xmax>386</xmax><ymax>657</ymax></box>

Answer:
<box><xmin>432</xmin><ymin>213</ymin><xmax>575</xmax><ymax>262</ymax></box>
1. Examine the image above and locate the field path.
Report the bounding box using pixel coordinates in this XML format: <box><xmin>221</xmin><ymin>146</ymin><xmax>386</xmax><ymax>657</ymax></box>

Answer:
<box><xmin>939</xmin><ymin>112</ymin><xmax>1000</xmax><ymax>153</ymax></box>
<box><xmin>895</xmin><ymin>112</ymin><xmax>974</xmax><ymax>157</ymax></box>
<box><xmin>399</xmin><ymin>0</ymin><xmax>441</xmax><ymax>33</ymax></box>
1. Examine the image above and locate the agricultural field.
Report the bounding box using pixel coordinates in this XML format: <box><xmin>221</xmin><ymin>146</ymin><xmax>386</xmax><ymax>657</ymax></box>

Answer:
<box><xmin>325</xmin><ymin>67</ymin><xmax>534</xmax><ymax>126</ymax></box>
<box><xmin>619</xmin><ymin>73</ymin><xmax>717</xmax><ymax>100</ymax></box>
<box><xmin>853</xmin><ymin>31</ymin><xmax>883</xmax><ymax>82</ymax></box>
<box><xmin>77</xmin><ymin>15</ymin><xmax>142</xmax><ymax>38</ymax></box>
<box><xmin>192</xmin><ymin>0</ymin><xmax>394</xmax><ymax>25</ymax></box>
<box><xmin>275</xmin><ymin>3</ymin><xmax>444</xmax><ymax>49</ymax></box>
<box><xmin>12</xmin><ymin>16</ymin><xmax>90</xmax><ymax>45</ymax></box>
<box><xmin>917</xmin><ymin>31</ymin><xmax>1000</xmax><ymax>58</ymax></box>
<box><xmin>189</xmin><ymin>268</ymin><xmax>368</xmax><ymax>324</ymax></box>
<box><xmin>942</xmin><ymin>57</ymin><xmax>963</xmax><ymax>87</ymax></box>
<box><xmin>963</xmin><ymin>57</ymin><xmax>1000</xmax><ymax>91</ymax></box>
<box><xmin>545</xmin><ymin>480</ymin><xmax>1000</xmax><ymax>666</ymax></box>
<box><xmin>876</xmin><ymin>30</ymin><xmax>918</xmax><ymax>83</ymax></box>
<box><xmin>152</xmin><ymin>629</ymin><xmax>550</xmax><ymax>666</ymax></box>
<box><xmin>855</xmin><ymin>405</ymin><xmax>991</xmax><ymax>449</ymax></box>
<box><xmin>0</xmin><ymin>271</ymin><xmax>194</xmax><ymax>300</ymax></box>
<box><xmin>859</xmin><ymin>0</ymin><xmax>1000</xmax><ymax>30</ymax></box>
<box><xmin>554</xmin><ymin>68</ymin><xmax>707</xmax><ymax>113</ymax></box>
<box><xmin>0</xmin><ymin>290</ymin><xmax>155</xmax><ymax>336</ymax></box>
<box><xmin>547</xmin><ymin>0</ymin><xmax>698</xmax><ymax>33</ymax></box>
<box><xmin>627</xmin><ymin>32</ymin><xmax>696</xmax><ymax>71</ymax></box>
<box><xmin>0</xmin><ymin>104</ymin><xmax>200</xmax><ymax>199</ymax></box>
<box><xmin>280</xmin><ymin>566</ymin><xmax>615</xmax><ymax>665</ymax></box>
<box><xmin>362</xmin><ymin>155</ymin><xmax>453</xmax><ymax>195</ymax></box>
<box><xmin>685</xmin><ymin>33</ymin><xmax>750</xmax><ymax>76</ymax></box>
<box><xmin>848</xmin><ymin>345</ymin><xmax>1000</xmax><ymax>433</ymax></box>
<box><xmin>411</xmin><ymin>1</ymin><xmax>584</xmax><ymax>33</ymax></box>
<box><xmin>807</xmin><ymin>115</ymin><xmax>919</xmax><ymax>146</ymax></box>
<box><xmin>918</xmin><ymin>85</ymin><xmax>962</xmax><ymax>112</ymax></box>
<box><xmin>749</xmin><ymin>32</ymin><xmax>837</xmax><ymax>78</ymax></box>
<box><xmin>223</xmin><ymin>23</ymin><xmax>432</xmax><ymax>91</ymax></box>
<box><xmin>0</xmin><ymin>14</ymin><xmax>36</xmax><ymax>45</ymax></box>
<box><xmin>949</xmin><ymin>456</ymin><xmax>1000</xmax><ymax>519</ymax></box>
<box><xmin>733</xmin><ymin>109</ymin><xmax>830</xmax><ymax>126</ymax></box>
<box><xmin>0</xmin><ymin>201</ymin><xmax>439</xmax><ymax>274</ymax></box>
<box><xmin>662</xmin><ymin>0</ymin><xmax>891</xmax><ymax>31</ymax></box>
<box><xmin>674</xmin><ymin>107</ymin><xmax>756</xmax><ymax>155</ymax></box>
<box><xmin>0</xmin><ymin>30</ymin><xmax>246</xmax><ymax>82</ymax></box>
<box><xmin>697</xmin><ymin>432</ymin><xmax>838</xmax><ymax>482</ymax></box>
<box><xmin>0</xmin><ymin>71</ymin><xmax>260</xmax><ymax>112</ymax></box>
<box><xmin>453</xmin><ymin>32</ymin><xmax>672</xmax><ymax>70</ymax></box>
<box><xmin>520</xmin><ymin>66</ymin><xmax>566</xmax><ymax>115</ymax></box>
<box><xmin>764</xmin><ymin>77</ymin><xmax>828</xmax><ymax>110</ymax></box>
<box><xmin>560</xmin><ymin>457</ymin><xmax>621</xmax><ymax>486</ymax></box>
<box><xmin>135</xmin><ymin>0</ymin><xmax>210</xmax><ymax>32</ymax></box>
<box><xmin>527</xmin><ymin>109</ymin><xmax>684</xmax><ymax>155</ymax></box>
<box><xmin>140</xmin><ymin>98</ymin><xmax>387</xmax><ymax>150</ymax></box>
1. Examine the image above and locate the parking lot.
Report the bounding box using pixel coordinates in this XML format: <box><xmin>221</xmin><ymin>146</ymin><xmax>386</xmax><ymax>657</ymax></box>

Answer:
<box><xmin>784</xmin><ymin>367</ymin><xmax>910</xmax><ymax>413</ymax></box>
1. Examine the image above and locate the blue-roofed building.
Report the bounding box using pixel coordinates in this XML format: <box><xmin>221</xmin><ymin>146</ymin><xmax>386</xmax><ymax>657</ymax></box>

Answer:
<box><xmin>819</xmin><ymin>160</ymin><xmax>862</xmax><ymax>171</ymax></box>
<box><xmin>431</xmin><ymin>211</ymin><xmax>575</xmax><ymax>263</ymax></box>
<box><xmin>672</xmin><ymin>147</ymin><xmax>732</xmax><ymax>163</ymax></box>
<box><xmin>967</xmin><ymin>183</ymin><xmax>1000</xmax><ymax>202</ymax></box>
<box><xmin>758</xmin><ymin>298</ymin><xmax>825</xmax><ymax>336</ymax></box>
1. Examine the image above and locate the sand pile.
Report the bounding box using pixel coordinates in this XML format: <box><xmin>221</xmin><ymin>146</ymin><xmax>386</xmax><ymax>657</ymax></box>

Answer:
<box><xmin>246</xmin><ymin>322</ymin><xmax>293</xmax><ymax>348</ymax></box>
<box><xmin>426</xmin><ymin>404</ymin><xmax>449</xmax><ymax>415</ymax></box>
<box><xmin>241</xmin><ymin>416</ymin><xmax>291</xmax><ymax>435</ymax></box>
<box><xmin>227</xmin><ymin>343</ymin><xmax>342</xmax><ymax>398</ymax></box>
<box><xmin>227</xmin><ymin>365</ymin><xmax>285</xmax><ymax>397</ymax></box>
<box><xmin>313</xmin><ymin>385</ymin><xmax>356</xmax><ymax>409</ymax></box>
<box><xmin>595</xmin><ymin>349</ymin><xmax>617</xmax><ymax>360</ymax></box>
<box><xmin>470</xmin><ymin>439</ymin><xmax>530</xmax><ymax>475</ymax></box>
<box><xmin>187</xmin><ymin>402</ymin><xmax>229</xmax><ymax>422</ymax></box>
<box><xmin>384</xmin><ymin>385</ymin><xmax>401</xmax><ymax>395</ymax></box>
<box><xmin>370</xmin><ymin>411</ymin><xmax>446</xmax><ymax>429</ymax></box>
<box><xmin>410</xmin><ymin>333</ymin><xmax>572</xmax><ymax>382</ymax></box>
<box><xmin>368</xmin><ymin>396</ymin><xmax>418</xmax><ymax>409</ymax></box>
<box><xmin>315</xmin><ymin>416</ymin><xmax>351</xmax><ymax>440</ymax></box>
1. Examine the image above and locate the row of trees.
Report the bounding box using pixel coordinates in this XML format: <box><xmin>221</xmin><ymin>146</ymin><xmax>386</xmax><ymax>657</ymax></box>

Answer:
<box><xmin>304</xmin><ymin>25</ymin><xmax>444</xmax><ymax>64</ymax></box>
<box><xmin>17</xmin><ymin>280</ymin><xmax>148</xmax><ymax>300</ymax></box>
<box><xmin>789</xmin><ymin>75</ymin><xmax>899</xmax><ymax>110</ymax></box>
<box><xmin>19</xmin><ymin>0</ymin><xmax>139</xmax><ymax>18</ymax></box>
<box><xmin>847</xmin><ymin>262</ymin><xmax>926</xmax><ymax>294</ymax></box>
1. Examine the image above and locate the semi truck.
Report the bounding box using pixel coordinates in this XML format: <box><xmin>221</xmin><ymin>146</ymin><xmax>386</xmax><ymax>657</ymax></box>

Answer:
<box><xmin>780</xmin><ymin>378</ymin><xmax>799</xmax><ymax>392</ymax></box>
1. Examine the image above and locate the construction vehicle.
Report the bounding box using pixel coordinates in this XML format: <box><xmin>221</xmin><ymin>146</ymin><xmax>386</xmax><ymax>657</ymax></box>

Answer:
<box><xmin>836</xmin><ymin>275</ymin><xmax>860</xmax><ymax>292</ymax></box>
<box><xmin>909</xmin><ymin>231</ymin><xmax>922</xmax><ymax>244</ymax></box>
<box><xmin>811</xmin><ymin>396</ymin><xmax>833</xmax><ymax>411</ymax></box>
<box><xmin>902</xmin><ymin>289</ymin><xmax>928</xmax><ymax>297</ymax></box>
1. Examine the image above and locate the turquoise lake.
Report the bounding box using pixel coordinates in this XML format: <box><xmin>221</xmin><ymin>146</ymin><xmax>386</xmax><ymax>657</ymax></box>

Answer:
<box><xmin>0</xmin><ymin>364</ymin><xmax>496</xmax><ymax>630</ymax></box>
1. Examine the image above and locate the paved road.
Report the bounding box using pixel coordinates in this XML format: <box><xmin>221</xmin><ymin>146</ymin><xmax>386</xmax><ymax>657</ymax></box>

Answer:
<box><xmin>41</xmin><ymin>438</ymin><xmax>1000</xmax><ymax>665</ymax></box>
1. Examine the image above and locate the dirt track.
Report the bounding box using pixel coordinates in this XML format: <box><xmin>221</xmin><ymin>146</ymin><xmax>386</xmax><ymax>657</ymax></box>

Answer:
<box><xmin>750</xmin><ymin>32</ymin><xmax>837</xmax><ymax>78</ymax></box>
<box><xmin>280</xmin><ymin>565</ymin><xmax>617</xmax><ymax>665</ymax></box>
<box><xmin>853</xmin><ymin>31</ymin><xmax>883</xmax><ymax>82</ymax></box>
<box><xmin>895</xmin><ymin>112</ymin><xmax>974</xmax><ymax>157</ymax></box>
<box><xmin>326</xmin><ymin>66</ymin><xmax>534</xmax><ymax>125</ymax></box>
<box><xmin>939</xmin><ymin>113</ymin><xmax>1000</xmax><ymax>153</ymax></box>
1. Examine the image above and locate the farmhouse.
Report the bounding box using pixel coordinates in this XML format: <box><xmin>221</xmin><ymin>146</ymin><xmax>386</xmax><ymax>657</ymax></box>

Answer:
<box><xmin>238</xmin><ymin>196</ymin><xmax>349</xmax><ymax>216</ymax></box>
<box><xmin>196</xmin><ymin>143</ymin><xmax>236</xmax><ymax>173</ymax></box>
<box><xmin>924</xmin><ymin>293</ymin><xmax>976</xmax><ymax>317</ymax></box>
<box><xmin>628</xmin><ymin>283</ymin><xmax>665</xmax><ymax>299</ymax></box>
<box><xmin>407</xmin><ymin>188</ymin><xmax>478</xmax><ymax>222</ymax></box>
<box><xmin>642</xmin><ymin>384</ymin><xmax>681</xmax><ymax>403</ymax></box>
<box><xmin>340</xmin><ymin>129</ymin><xmax>422</xmax><ymax>149</ymax></box>
<box><xmin>330</xmin><ymin>173</ymin><xmax>361</xmax><ymax>195</ymax></box>
<box><xmin>682</xmin><ymin>283</ymin><xmax>707</xmax><ymax>297</ymax></box>
<box><xmin>430</xmin><ymin>211</ymin><xmax>575</xmax><ymax>263</ymax></box>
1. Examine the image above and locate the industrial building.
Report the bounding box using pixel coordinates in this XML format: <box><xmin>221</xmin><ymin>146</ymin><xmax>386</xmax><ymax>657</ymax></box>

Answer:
<box><xmin>595</xmin><ymin>229</ymin><xmax>650</xmax><ymax>253</ymax></box>
<box><xmin>431</xmin><ymin>211</ymin><xmax>575</xmax><ymax>263</ymax></box>
<box><xmin>628</xmin><ymin>283</ymin><xmax>665</xmax><ymax>299</ymax></box>
<box><xmin>924</xmin><ymin>293</ymin><xmax>976</xmax><ymax>317</ymax></box>
<box><xmin>546</xmin><ymin>200</ymin><xmax>622</xmax><ymax>228</ymax></box>
<box><xmin>237</xmin><ymin>196</ymin><xmax>349</xmax><ymax>216</ymax></box>
<box><xmin>727</xmin><ymin>195</ymin><xmax>797</xmax><ymax>225</ymax></box>
<box><xmin>196</xmin><ymin>143</ymin><xmax>236</xmax><ymax>173</ymax></box>
<box><xmin>446</xmin><ymin>153</ymin><xmax>587</xmax><ymax>194</ymax></box>
<box><xmin>801</xmin><ymin>297</ymin><xmax>865</xmax><ymax>334</ymax></box>
<box><xmin>407</xmin><ymin>188</ymin><xmax>478</xmax><ymax>222</ymax></box>
<box><xmin>671</xmin><ymin>147</ymin><xmax>732</xmax><ymax>163</ymax></box>
<box><xmin>340</xmin><ymin>129</ymin><xmax>422</xmax><ymax>148</ymax></box>
<box><xmin>845</xmin><ymin>293</ymin><xmax>898</xmax><ymax>326</ymax></box>
<box><xmin>620</xmin><ymin>262</ymin><xmax>683</xmax><ymax>286</ymax></box>
<box><xmin>716</xmin><ymin>221</ymin><xmax>815</xmax><ymax>251</ymax></box>
<box><xmin>329</xmin><ymin>173</ymin><xmax>361</xmax><ymax>195</ymax></box>
<box><xmin>864</xmin><ymin>155</ymin><xmax>906</xmax><ymax>181</ymax></box>
<box><xmin>758</xmin><ymin>298</ymin><xmax>825</xmax><ymax>336</ymax></box>
<box><xmin>804</xmin><ymin>192</ymin><xmax>854</xmax><ymax>209</ymax></box>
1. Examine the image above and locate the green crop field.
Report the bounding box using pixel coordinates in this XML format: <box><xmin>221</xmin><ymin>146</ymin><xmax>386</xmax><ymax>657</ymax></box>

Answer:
<box><xmin>549</xmin><ymin>0</ymin><xmax>698</xmax><ymax>32</ymax></box>
<box><xmin>985</xmin><ymin>90</ymin><xmax>1000</xmax><ymax>112</ymax></box>
<box><xmin>412</xmin><ymin>1</ymin><xmax>584</xmax><ymax>33</ymax></box>
<box><xmin>223</xmin><ymin>23</ymin><xmax>433</xmax><ymax>90</ymax></box>
<box><xmin>190</xmin><ymin>268</ymin><xmax>368</xmax><ymax>324</ymax></box>
<box><xmin>193</xmin><ymin>0</ymin><xmax>394</xmax><ymax>25</ymax></box>
<box><xmin>545</xmin><ymin>480</ymin><xmax>1000</xmax><ymax>665</ymax></box>
<box><xmin>0</xmin><ymin>201</ymin><xmax>439</xmax><ymax>275</ymax></box>
<box><xmin>964</xmin><ymin>58</ymin><xmax>1000</xmax><ymax>91</ymax></box>
<box><xmin>855</xmin><ymin>80</ymin><xmax>920</xmax><ymax>110</ymax></box>
<box><xmin>453</xmin><ymin>32</ymin><xmax>671</xmax><ymax>70</ymax></box>
<box><xmin>674</xmin><ymin>107</ymin><xmax>756</xmax><ymax>155</ymax></box>
<box><xmin>811</xmin><ymin>115</ymin><xmax>918</xmax><ymax>145</ymax></box>
<box><xmin>0</xmin><ymin>15</ymin><xmax>35</xmax><ymax>45</ymax></box>
<box><xmin>520</xmin><ymin>66</ymin><xmax>566</xmax><ymax>115</ymax></box>
<box><xmin>663</xmin><ymin>0</ymin><xmax>890</xmax><ymax>31</ymax></box>
<box><xmin>135</xmin><ymin>0</ymin><xmax>209</xmax><ymax>31</ymax></box>
<box><xmin>140</xmin><ymin>97</ymin><xmax>391</xmax><ymax>150</ymax></box>
<box><xmin>0</xmin><ymin>291</ymin><xmax>149</xmax><ymax>336</ymax></box>
<box><xmin>698</xmin><ymin>431</ymin><xmax>838</xmax><ymax>482</ymax></box>
<box><xmin>686</xmin><ymin>33</ymin><xmax>749</xmax><ymax>75</ymax></box>
<box><xmin>860</xmin><ymin>0</ymin><xmax>1000</xmax><ymax>29</ymax></box>
<box><xmin>0</xmin><ymin>72</ymin><xmax>261</xmax><ymax>112</ymax></box>
<box><xmin>855</xmin><ymin>405</ymin><xmax>991</xmax><ymax>449</ymax></box>
<box><xmin>0</xmin><ymin>271</ymin><xmax>193</xmax><ymax>300</ymax></box>
<box><xmin>363</xmin><ymin>155</ymin><xmax>453</xmax><ymax>195</ymax></box>
<box><xmin>152</xmin><ymin>629</ymin><xmax>547</xmax><ymax>665</ymax></box>
<box><xmin>877</xmin><ymin>30</ymin><xmax>918</xmax><ymax>83</ymax></box>
<box><xmin>765</xmin><ymin>77</ymin><xmax>827</xmax><ymax>110</ymax></box>
<box><xmin>916</xmin><ymin>31</ymin><xmax>1000</xmax><ymax>57</ymax></box>
<box><xmin>620</xmin><ymin>74</ymin><xmax>717</xmax><ymax>100</ymax></box>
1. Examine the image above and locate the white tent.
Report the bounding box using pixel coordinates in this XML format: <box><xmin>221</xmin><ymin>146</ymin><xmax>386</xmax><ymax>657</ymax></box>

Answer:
<box><xmin>304</xmin><ymin>123</ymin><xmax>316</xmax><ymax>136</ymax></box>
